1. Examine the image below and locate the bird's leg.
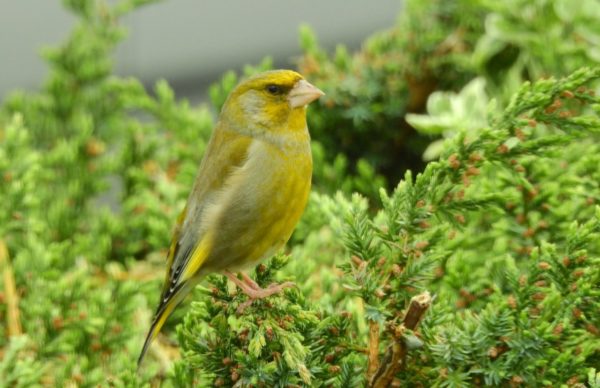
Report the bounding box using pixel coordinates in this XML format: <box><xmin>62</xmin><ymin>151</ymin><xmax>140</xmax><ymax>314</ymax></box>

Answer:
<box><xmin>224</xmin><ymin>270</ymin><xmax>295</xmax><ymax>312</ymax></box>
<box><xmin>240</xmin><ymin>272</ymin><xmax>261</xmax><ymax>290</ymax></box>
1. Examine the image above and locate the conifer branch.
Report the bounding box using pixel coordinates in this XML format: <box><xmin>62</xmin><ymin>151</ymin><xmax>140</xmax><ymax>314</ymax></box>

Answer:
<box><xmin>0</xmin><ymin>239</ymin><xmax>22</xmax><ymax>337</ymax></box>
<box><xmin>367</xmin><ymin>320</ymin><xmax>381</xmax><ymax>380</ymax></box>
<box><xmin>369</xmin><ymin>291</ymin><xmax>431</xmax><ymax>388</ymax></box>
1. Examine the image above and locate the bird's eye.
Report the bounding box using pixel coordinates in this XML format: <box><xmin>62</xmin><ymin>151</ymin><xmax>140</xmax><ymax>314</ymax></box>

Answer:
<box><xmin>266</xmin><ymin>84</ymin><xmax>282</xmax><ymax>95</ymax></box>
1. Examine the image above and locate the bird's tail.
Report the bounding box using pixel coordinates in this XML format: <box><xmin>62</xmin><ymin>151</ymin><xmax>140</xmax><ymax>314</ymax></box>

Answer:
<box><xmin>137</xmin><ymin>283</ymin><xmax>190</xmax><ymax>368</ymax></box>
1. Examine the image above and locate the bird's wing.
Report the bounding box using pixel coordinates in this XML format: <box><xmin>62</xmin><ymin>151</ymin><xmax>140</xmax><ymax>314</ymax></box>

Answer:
<box><xmin>138</xmin><ymin>128</ymin><xmax>252</xmax><ymax>366</ymax></box>
<box><xmin>164</xmin><ymin>128</ymin><xmax>252</xmax><ymax>290</ymax></box>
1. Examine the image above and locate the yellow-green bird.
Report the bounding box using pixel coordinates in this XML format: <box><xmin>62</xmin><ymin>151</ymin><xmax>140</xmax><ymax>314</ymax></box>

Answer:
<box><xmin>137</xmin><ymin>70</ymin><xmax>324</xmax><ymax>366</ymax></box>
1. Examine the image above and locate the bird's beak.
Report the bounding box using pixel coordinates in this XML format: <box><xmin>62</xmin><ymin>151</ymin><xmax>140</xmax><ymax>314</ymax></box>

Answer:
<box><xmin>288</xmin><ymin>79</ymin><xmax>325</xmax><ymax>109</ymax></box>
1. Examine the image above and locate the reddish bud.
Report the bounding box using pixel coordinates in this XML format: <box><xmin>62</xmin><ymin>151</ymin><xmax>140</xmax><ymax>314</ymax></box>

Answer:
<box><xmin>570</xmin><ymin>283</ymin><xmax>577</xmax><ymax>291</ymax></box>
<box><xmin>466</xmin><ymin>166</ymin><xmax>480</xmax><ymax>176</ymax></box>
<box><xmin>239</xmin><ymin>328</ymin><xmax>249</xmax><ymax>341</ymax></box>
<box><xmin>265</xmin><ymin>326</ymin><xmax>274</xmax><ymax>340</ymax></box>
<box><xmin>469</xmin><ymin>152</ymin><xmax>482</xmax><ymax>162</ymax></box>
<box><xmin>85</xmin><ymin>138</ymin><xmax>106</xmax><ymax>157</ymax></box>
<box><xmin>91</xmin><ymin>341</ymin><xmax>102</xmax><ymax>351</ymax></box>
<box><xmin>507</xmin><ymin>295</ymin><xmax>517</xmax><ymax>309</ymax></box>
<box><xmin>462</xmin><ymin>174</ymin><xmax>471</xmax><ymax>187</ymax></box>
<box><xmin>455</xmin><ymin>299</ymin><xmax>467</xmax><ymax>308</ymax></box>
<box><xmin>538</xmin><ymin>262</ymin><xmax>551</xmax><ymax>270</ymax></box>
<box><xmin>52</xmin><ymin>317</ymin><xmax>64</xmax><ymax>330</ymax></box>
<box><xmin>532</xmin><ymin>292</ymin><xmax>545</xmax><ymax>301</ymax></box>
<box><xmin>519</xmin><ymin>275</ymin><xmax>527</xmax><ymax>287</ymax></box>
<box><xmin>72</xmin><ymin>373</ymin><xmax>84</xmax><ymax>384</ymax></box>
<box><xmin>488</xmin><ymin>347</ymin><xmax>499</xmax><ymax>358</ymax></box>
<box><xmin>572</xmin><ymin>269</ymin><xmax>584</xmax><ymax>278</ymax></box>
<box><xmin>553</xmin><ymin>324</ymin><xmax>564</xmax><ymax>335</ymax></box>
<box><xmin>415</xmin><ymin>241</ymin><xmax>429</xmax><ymax>250</ymax></box>
<box><xmin>523</xmin><ymin>228</ymin><xmax>535</xmax><ymax>238</ymax></box>
<box><xmin>448</xmin><ymin>154</ymin><xmax>460</xmax><ymax>169</ymax></box>
<box><xmin>545</xmin><ymin>99</ymin><xmax>562</xmax><ymax>114</ymax></box>
<box><xmin>528</xmin><ymin>188</ymin><xmax>539</xmax><ymax>199</ymax></box>
<box><xmin>586</xmin><ymin>323</ymin><xmax>599</xmax><ymax>336</ymax></box>
<box><xmin>558</xmin><ymin>110</ymin><xmax>572</xmax><ymax>118</ymax></box>
<box><xmin>497</xmin><ymin>144</ymin><xmax>509</xmax><ymax>154</ymax></box>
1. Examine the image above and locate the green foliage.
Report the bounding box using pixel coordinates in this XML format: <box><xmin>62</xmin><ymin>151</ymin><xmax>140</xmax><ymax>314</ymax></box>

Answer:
<box><xmin>297</xmin><ymin>0</ymin><xmax>600</xmax><ymax>201</ymax></box>
<box><xmin>1</xmin><ymin>0</ymin><xmax>212</xmax><ymax>385</ymax></box>
<box><xmin>1</xmin><ymin>0</ymin><xmax>600</xmax><ymax>387</ymax></box>
<box><xmin>174</xmin><ymin>256</ymin><xmax>362</xmax><ymax>387</ymax></box>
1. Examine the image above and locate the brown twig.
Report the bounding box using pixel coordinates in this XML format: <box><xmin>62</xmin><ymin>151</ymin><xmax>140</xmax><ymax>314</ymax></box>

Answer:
<box><xmin>368</xmin><ymin>291</ymin><xmax>432</xmax><ymax>388</ymax></box>
<box><xmin>0</xmin><ymin>239</ymin><xmax>23</xmax><ymax>337</ymax></box>
<box><xmin>367</xmin><ymin>320</ymin><xmax>380</xmax><ymax>380</ymax></box>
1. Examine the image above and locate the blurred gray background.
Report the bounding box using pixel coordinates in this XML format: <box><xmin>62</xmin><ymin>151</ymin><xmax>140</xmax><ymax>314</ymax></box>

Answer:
<box><xmin>1</xmin><ymin>0</ymin><xmax>401</xmax><ymax>102</ymax></box>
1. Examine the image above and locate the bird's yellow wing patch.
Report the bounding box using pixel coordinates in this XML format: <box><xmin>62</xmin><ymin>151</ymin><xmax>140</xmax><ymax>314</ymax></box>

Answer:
<box><xmin>179</xmin><ymin>228</ymin><xmax>215</xmax><ymax>282</ymax></box>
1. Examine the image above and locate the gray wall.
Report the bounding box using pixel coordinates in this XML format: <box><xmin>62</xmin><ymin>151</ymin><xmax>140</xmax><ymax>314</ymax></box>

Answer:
<box><xmin>1</xmin><ymin>0</ymin><xmax>401</xmax><ymax>100</ymax></box>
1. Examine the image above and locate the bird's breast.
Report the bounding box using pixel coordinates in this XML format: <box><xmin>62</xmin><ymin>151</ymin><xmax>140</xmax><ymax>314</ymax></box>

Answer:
<box><xmin>237</xmin><ymin>138</ymin><xmax>312</xmax><ymax>262</ymax></box>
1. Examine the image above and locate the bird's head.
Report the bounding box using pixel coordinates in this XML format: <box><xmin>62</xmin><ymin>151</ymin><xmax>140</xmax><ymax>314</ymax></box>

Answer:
<box><xmin>220</xmin><ymin>70</ymin><xmax>324</xmax><ymax>134</ymax></box>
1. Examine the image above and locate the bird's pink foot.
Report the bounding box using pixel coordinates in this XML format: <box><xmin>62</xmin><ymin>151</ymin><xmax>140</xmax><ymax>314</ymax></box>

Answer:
<box><xmin>224</xmin><ymin>270</ymin><xmax>295</xmax><ymax>313</ymax></box>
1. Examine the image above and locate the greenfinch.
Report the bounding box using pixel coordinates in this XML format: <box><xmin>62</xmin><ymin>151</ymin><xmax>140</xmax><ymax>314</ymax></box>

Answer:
<box><xmin>138</xmin><ymin>70</ymin><xmax>324</xmax><ymax>366</ymax></box>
